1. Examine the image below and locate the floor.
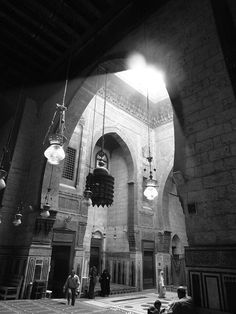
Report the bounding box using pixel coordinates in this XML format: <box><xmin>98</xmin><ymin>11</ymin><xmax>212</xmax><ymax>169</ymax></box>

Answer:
<box><xmin>0</xmin><ymin>290</ymin><xmax>177</xmax><ymax>314</ymax></box>
<box><xmin>83</xmin><ymin>290</ymin><xmax>177</xmax><ymax>313</ymax></box>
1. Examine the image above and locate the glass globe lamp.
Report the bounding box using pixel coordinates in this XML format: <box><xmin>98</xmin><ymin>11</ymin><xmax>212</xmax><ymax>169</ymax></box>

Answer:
<box><xmin>40</xmin><ymin>203</ymin><xmax>51</xmax><ymax>218</ymax></box>
<box><xmin>13</xmin><ymin>213</ymin><xmax>22</xmax><ymax>226</ymax></box>
<box><xmin>144</xmin><ymin>179</ymin><xmax>158</xmax><ymax>200</ymax></box>
<box><xmin>82</xmin><ymin>189</ymin><xmax>92</xmax><ymax>207</ymax></box>
<box><xmin>0</xmin><ymin>169</ymin><xmax>7</xmax><ymax>190</ymax></box>
<box><xmin>44</xmin><ymin>134</ymin><xmax>65</xmax><ymax>165</ymax></box>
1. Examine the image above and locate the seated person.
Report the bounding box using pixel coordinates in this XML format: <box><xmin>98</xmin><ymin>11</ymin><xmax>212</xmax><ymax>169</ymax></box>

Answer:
<box><xmin>148</xmin><ymin>299</ymin><xmax>165</xmax><ymax>314</ymax></box>
<box><xmin>165</xmin><ymin>286</ymin><xmax>195</xmax><ymax>314</ymax></box>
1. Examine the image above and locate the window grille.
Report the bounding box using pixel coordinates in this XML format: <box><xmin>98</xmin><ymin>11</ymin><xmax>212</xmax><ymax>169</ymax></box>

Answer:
<box><xmin>62</xmin><ymin>147</ymin><xmax>76</xmax><ymax>180</ymax></box>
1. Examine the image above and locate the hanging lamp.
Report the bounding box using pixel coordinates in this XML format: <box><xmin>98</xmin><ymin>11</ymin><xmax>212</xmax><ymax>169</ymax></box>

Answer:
<box><xmin>85</xmin><ymin>69</ymin><xmax>114</xmax><ymax>207</ymax></box>
<box><xmin>13</xmin><ymin>202</ymin><xmax>24</xmax><ymax>226</ymax></box>
<box><xmin>44</xmin><ymin>57</ymin><xmax>71</xmax><ymax>165</ymax></box>
<box><xmin>40</xmin><ymin>166</ymin><xmax>54</xmax><ymax>218</ymax></box>
<box><xmin>44</xmin><ymin>103</ymin><xmax>67</xmax><ymax>165</ymax></box>
<box><xmin>82</xmin><ymin>70</ymin><xmax>99</xmax><ymax>208</ymax></box>
<box><xmin>0</xmin><ymin>168</ymin><xmax>7</xmax><ymax>191</ymax></box>
<box><xmin>13</xmin><ymin>213</ymin><xmax>22</xmax><ymax>226</ymax></box>
<box><xmin>143</xmin><ymin>89</ymin><xmax>158</xmax><ymax>201</ymax></box>
<box><xmin>0</xmin><ymin>148</ymin><xmax>7</xmax><ymax>191</ymax></box>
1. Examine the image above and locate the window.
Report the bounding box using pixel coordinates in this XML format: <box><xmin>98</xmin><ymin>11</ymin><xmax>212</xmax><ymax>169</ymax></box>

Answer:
<box><xmin>62</xmin><ymin>147</ymin><xmax>76</xmax><ymax>180</ymax></box>
<box><xmin>34</xmin><ymin>259</ymin><xmax>43</xmax><ymax>281</ymax></box>
<box><xmin>95</xmin><ymin>150</ymin><xmax>108</xmax><ymax>169</ymax></box>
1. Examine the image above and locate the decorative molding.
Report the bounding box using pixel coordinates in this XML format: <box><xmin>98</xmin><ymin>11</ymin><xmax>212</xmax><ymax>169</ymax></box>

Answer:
<box><xmin>139</xmin><ymin>208</ymin><xmax>154</xmax><ymax>216</ymax></box>
<box><xmin>185</xmin><ymin>247</ymin><xmax>236</xmax><ymax>269</ymax></box>
<box><xmin>156</xmin><ymin>231</ymin><xmax>172</xmax><ymax>253</ymax></box>
<box><xmin>59</xmin><ymin>194</ymin><xmax>81</xmax><ymax>213</ymax></box>
<box><xmin>97</xmin><ymin>88</ymin><xmax>173</xmax><ymax>128</ymax></box>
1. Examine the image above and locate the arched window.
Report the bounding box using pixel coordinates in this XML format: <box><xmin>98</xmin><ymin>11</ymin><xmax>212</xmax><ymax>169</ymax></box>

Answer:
<box><xmin>95</xmin><ymin>150</ymin><xmax>108</xmax><ymax>169</ymax></box>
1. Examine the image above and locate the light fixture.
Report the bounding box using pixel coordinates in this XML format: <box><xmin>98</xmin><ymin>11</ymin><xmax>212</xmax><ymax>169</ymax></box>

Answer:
<box><xmin>82</xmin><ymin>70</ymin><xmax>99</xmax><ymax>207</ymax></box>
<box><xmin>85</xmin><ymin>69</ymin><xmax>114</xmax><ymax>207</ymax></box>
<box><xmin>143</xmin><ymin>89</ymin><xmax>158</xmax><ymax>201</ymax></box>
<box><xmin>82</xmin><ymin>189</ymin><xmax>93</xmax><ymax>207</ymax></box>
<box><xmin>44</xmin><ymin>105</ymin><xmax>67</xmax><ymax>165</ymax></box>
<box><xmin>13</xmin><ymin>213</ymin><xmax>22</xmax><ymax>226</ymax></box>
<box><xmin>13</xmin><ymin>202</ymin><xmax>24</xmax><ymax>226</ymax></box>
<box><xmin>40</xmin><ymin>166</ymin><xmax>54</xmax><ymax>218</ymax></box>
<box><xmin>113</xmin><ymin>227</ymin><xmax>117</xmax><ymax>240</ymax></box>
<box><xmin>0</xmin><ymin>214</ymin><xmax>2</xmax><ymax>224</ymax></box>
<box><xmin>41</xmin><ymin>203</ymin><xmax>50</xmax><ymax>218</ymax></box>
<box><xmin>0</xmin><ymin>147</ymin><xmax>9</xmax><ymax>191</ymax></box>
<box><xmin>0</xmin><ymin>169</ymin><xmax>7</xmax><ymax>191</ymax></box>
<box><xmin>44</xmin><ymin>57</ymin><xmax>71</xmax><ymax>165</ymax></box>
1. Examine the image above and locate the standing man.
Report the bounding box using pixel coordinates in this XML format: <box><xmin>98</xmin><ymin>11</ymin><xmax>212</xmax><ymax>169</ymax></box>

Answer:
<box><xmin>158</xmin><ymin>271</ymin><xmax>166</xmax><ymax>298</ymax></box>
<box><xmin>88</xmin><ymin>266</ymin><xmax>97</xmax><ymax>299</ymax></box>
<box><xmin>63</xmin><ymin>269</ymin><xmax>80</xmax><ymax>306</ymax></box>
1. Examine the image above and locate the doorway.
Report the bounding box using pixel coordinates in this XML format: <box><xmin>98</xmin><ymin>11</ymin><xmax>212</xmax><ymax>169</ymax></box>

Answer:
<box><xmin>90</xmin><ymin>237</ymin><xmax>102</xmax><ymax>274</ymax></box>
<box><xmin>143</xmin><ymin>241</ymin><xmax>155</xmax><ymax>289</ymax></box>
<box><xmin>48</xmin><ymin>245</ymin><xmax>71</xmax><ymax>298</ymax></box>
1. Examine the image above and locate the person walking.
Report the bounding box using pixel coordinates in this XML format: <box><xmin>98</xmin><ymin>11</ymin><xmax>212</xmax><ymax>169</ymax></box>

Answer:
<box><xmin>99</xmin><ymin>269</ymin><xmax>111</xmax><ymax>297</ymax></box>
<box><xmin>158</xmin><ymin>271</ymin><xmax>166</xmax><ymax>298</ymax></box>
<box><xmin>63</xmin><ymin>269</ymin><xmax>80</xmax><ymax>306</ymax></box>
<box><xmin>88</xmin><ymin>265</ymin><xmax>97</xmax><ymax>299</ymax></box>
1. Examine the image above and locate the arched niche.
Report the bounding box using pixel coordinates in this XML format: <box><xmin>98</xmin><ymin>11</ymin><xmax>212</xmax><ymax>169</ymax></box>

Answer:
<box><xmin>92</xmin><ymin>127</ymin><xmax>137</xmax><ymax>183</ymax></box>
<box><xmin>171</xmin><ymin>234</ymin><xmax>182</xmax><ymax>256</ymax></box>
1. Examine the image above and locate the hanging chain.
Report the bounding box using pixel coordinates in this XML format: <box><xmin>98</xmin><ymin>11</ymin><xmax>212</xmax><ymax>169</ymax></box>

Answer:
<box><xmin>101</xmin><ymin>71</ymin><xmax>107</xmax><ymax>154</ymax></box>
<box><xmin>89</xmin><ymin>68</ymin><xmax>99</xmax><ymax>171</ymax></box>
<box><xmin>43</xmin><ymin>52</ymin><xmax>72</xmax><ymax>145</ymax></box>
<box><xmin>45</xmin><ymin>165</ymin><xmax>54</xmax><ymax>203</ymax></box>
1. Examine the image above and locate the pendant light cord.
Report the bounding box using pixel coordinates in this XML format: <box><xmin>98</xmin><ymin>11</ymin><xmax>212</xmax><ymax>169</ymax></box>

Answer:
<box><xmin>45</xmin><ymin>165</ymin><xmax>53</xmax><ymax>203</ymax></box>
<box><xmin>101</xmin><ymin>71</ymin><xmax>107</xmax><ymax>153</ymax></box>
<box><xmin>89</xmin><ymin>69</ymin><xmax>99</xmax><ymax>171</ymax></box>
<box><xmin>146</xmin><ymin>87</ymin><xmax>151</xmax><ymax>158</ymax></box>
<box><xmin>62</xmin><ymin>51</ymin><xmax>72</xmax><ymax>107</ymax></box>
<box><xmin>43</xmin><ymin>52</ymin><xmax>72</xmax><ymax>145</ymax></box>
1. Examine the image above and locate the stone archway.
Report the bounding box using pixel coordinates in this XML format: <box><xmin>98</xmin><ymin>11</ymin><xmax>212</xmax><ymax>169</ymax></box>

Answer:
<box><xmin>91</xmin><ymin>127</ymin><xmax>138</xmax><ymax>253</ymax></box>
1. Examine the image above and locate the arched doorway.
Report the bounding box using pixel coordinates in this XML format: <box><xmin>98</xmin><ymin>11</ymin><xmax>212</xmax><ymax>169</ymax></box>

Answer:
<box><xmin>171</xmin><ymin>234</ymin><xmax>186</xmax><ymax>287</ymax></box>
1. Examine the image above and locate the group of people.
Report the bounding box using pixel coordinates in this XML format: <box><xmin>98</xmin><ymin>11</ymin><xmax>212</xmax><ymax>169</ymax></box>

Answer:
<box><xmin>63</xmin><ymin>268</ymin><xmax>195</xmax><ymax>313</ymax></box>
<box><xmin>88</xmin><ymin>266</ymin><xmax>111</xmax><ymax>299</ymax></box>
<box><xmin>148</xmin><ymin>286</ymin><xmax>195</xmax><ymax>314</ymax></box>
<box><xmin>63</xmin><ymin>267</ymin><xmax>111</xmax><ymax>306</ymax></box>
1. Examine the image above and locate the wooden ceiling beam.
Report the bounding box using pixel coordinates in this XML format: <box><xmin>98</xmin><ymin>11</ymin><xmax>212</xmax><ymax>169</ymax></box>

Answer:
<box><xmin>0</xmin><ymin>11</ymin><xmax>62</xmax><ymax>57</ymax></box>
<box><xmin>2</xmin><ymin>0</ymin><xmax>69</xmax><ymax>49</ymax></box>
<box><xmin>63</xmin><ymin>1</ymin><xmax>92</xmax><ymax>31</ymax></box>
<box><xmin>1</xmin><ymin>28</ymin><xmax>52</xmax><ymax>65</ymax></box>
<box><xmin>28</xmin><ymin>1</ymin><xmax>83</xmax><ymax>42</ymax></box>
<box><xmin>79</xmin><ymin>0</ymin><xmax>102</xmax><ymax>19</ymax></box>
